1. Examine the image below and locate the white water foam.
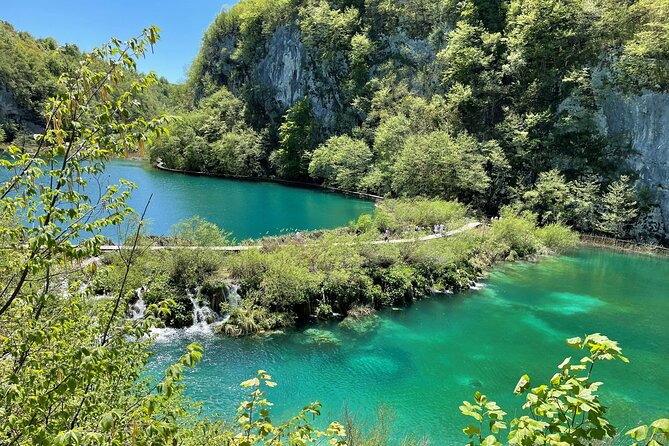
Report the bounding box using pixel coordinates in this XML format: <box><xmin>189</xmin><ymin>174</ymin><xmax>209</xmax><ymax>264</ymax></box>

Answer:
<box><xmin>128</xmin><ymin>284</ymin><xmax>243</xmax><ymax>341</ymax></box>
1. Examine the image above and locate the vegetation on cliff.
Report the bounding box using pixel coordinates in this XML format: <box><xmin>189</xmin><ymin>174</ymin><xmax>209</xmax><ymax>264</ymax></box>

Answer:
<box><xmin>144</xmin><ymin>0</ymin><xmax>669</xmax><ymax>241</ymax></box>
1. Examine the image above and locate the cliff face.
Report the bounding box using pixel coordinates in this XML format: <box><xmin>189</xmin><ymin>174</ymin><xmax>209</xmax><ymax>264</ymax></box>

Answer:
<box><xmin>253</xmin><ymin>24</ymin><xmax>343</xmax><ymax>130</ymax></box>
<box><xmin>197</xmin><ymin>17</ymin><xmax>440</xmax><ymax>135</ymax></box>
<box><xmin>0</xmin><ymin>85</ymin><xmax>20</xmax><ymax>121</ymax></box>
<box><xmin>599</xmin><ymin>89</ymin><xmax>669</xmax><ymax>238</ymax></box>
<box><xmin>207</xmin><ymin>23</ymin><xmax>344</xmax><ymax>131</ymax></box>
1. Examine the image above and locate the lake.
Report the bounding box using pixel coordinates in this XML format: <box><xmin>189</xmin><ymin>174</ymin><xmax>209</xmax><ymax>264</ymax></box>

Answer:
<box><xmin>99</xmin><ymin>160</ymin><xmax>375</xmax><ymax>240</ymax></box>
<box><xmin>145</xmin><ymin>248</ymin><xmax>669</xmax><ymax>443</ymax></box>
<box><xmin>0</xmin><ymin>158</ymin><xmax>375</xmax><ymax>241</ymax></box>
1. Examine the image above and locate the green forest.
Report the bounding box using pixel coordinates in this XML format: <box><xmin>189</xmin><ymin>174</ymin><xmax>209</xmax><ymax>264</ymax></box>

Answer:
<box><xmin>151</xmin><ymin>0</ymin><xmax>668</xmax><ymax>241</ymax></box>
<box><xmin>1</xmin><ymin>0</ymin><xmax>668</xmax><ymax>445</ymax></box>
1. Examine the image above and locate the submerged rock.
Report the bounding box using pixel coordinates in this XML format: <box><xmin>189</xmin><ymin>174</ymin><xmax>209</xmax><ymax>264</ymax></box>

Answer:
<box><xmin>339</xmin><ymin>313</ymin><xmax>381</xmax><ymax>335</ymax></box>
<box><xmin>299</xmin><ymin>328</ymin><xmax>342</xmax><ymax>346</ymax></box>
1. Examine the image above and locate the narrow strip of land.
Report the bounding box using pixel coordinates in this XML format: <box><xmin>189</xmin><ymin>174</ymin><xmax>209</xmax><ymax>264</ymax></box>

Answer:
<box><xmin>99</xmin><ymin>222</ymin><xmax>481</xmax><ymax>253</ymax></box>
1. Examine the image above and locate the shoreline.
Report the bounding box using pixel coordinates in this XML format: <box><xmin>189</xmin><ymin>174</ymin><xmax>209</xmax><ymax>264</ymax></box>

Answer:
<box><xmin>153</xmin><ymin>161</ymin><xmax>384</xmax><ymax>202</ymax></box>
<box><xmin>579</xmin><ymin>234</ymin><xmax>669</xmax><ymax>256</ymax></box>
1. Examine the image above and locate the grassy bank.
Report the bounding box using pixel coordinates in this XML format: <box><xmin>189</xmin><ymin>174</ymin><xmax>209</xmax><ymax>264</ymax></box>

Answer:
<box><xmin>92</xmin><ymin>199</ymin><xmax>578</xmax><ymax>335</ymax></box>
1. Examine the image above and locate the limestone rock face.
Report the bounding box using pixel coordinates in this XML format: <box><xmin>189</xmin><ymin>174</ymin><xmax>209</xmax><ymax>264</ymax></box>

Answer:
<box><xmin>256</xmin><ymin>25</ymin><xmax>306</xmax><ymax>110</ymax></box>
<box><xmin>216</xmin><ymin>24</ymin><xmax>342</xmax><ymax>130</ymax></box>
<box><xmin>599</xmin><ymin>89</ymin><xmax>669</xmax><ymax>238</ymax></box>
<box><xmin>0</xmin><ymin>85</ymin><xmax>20</xmax><ymax>121</ymax></box>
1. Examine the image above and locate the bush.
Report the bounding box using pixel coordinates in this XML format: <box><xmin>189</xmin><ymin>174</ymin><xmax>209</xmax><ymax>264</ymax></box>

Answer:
<box><xmin>144</xmin><ymin>274</ymin><xmax>193</xmax><ymax>328</ymax></box>
<box><xmin>168</xmin><ymin>249</ymin><xmax>220</xmax><ymax>290</ymax></box>
<box><xmin>490</xmin><ymin>207</ymin><xmax>540</xmax><ymax>257</ymax></box>
<box><xmin>171</xmin><ymin>216</ymin><xmax>232</xmax><ymax>246</ymax></box>
<box><xmin>536</xmin><ymin>223</ymin><xmax>579</xmax><ymax>254</ymax></box>
<box><xmin>376</xmin><ymin>198</ymin><xmax>469</xmax><ymax>232</ymax></box>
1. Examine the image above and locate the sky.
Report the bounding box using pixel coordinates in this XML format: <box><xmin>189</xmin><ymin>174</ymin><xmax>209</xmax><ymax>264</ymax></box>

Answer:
<box><xmin>1</xmin><ymin>1</ymin><xmax>234</xmax><ymax>83</ymax></box>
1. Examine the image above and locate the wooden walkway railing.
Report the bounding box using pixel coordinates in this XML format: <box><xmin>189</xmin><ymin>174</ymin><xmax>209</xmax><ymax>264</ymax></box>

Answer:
<box><xmin>580</xmin><ymin>234</ymin><xmax>669</xmax><ymax>255</ymax></box>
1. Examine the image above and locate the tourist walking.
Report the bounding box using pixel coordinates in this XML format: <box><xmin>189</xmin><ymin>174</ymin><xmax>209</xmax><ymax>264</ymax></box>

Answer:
<box><xmin>384</xmin><ymin>229</ymin><xmax>390</xmax><ymax>242</ymax></box>
<box><xmin>440</xmin><ymin>223</ymin><xmax>445</xmax><ymax>234</ymax></box>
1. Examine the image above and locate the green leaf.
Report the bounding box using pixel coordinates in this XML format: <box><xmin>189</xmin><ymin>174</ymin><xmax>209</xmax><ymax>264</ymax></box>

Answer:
<box><xmin>566</xmin><ymin>336</ymin><xmax>582</xmax><ymax>348</ymax></box>
<box><xmin>463</xmin><ymin>425</ymin><xmax>480</xmax><ymax>436</ymax></box>
<box><xmin>100</xmin><ymin>412</ymin><xmax>114</xmax><ymax>431</ymax></box>
<box><xmin>651</xmin><ymin>418</ymin><xmax>669</xmax><ymax>431</ymax></box>
<box><xmin>557</xmin><ymin>356</ymin><xmax>572</xmax><ymax>370</ymax></box>
<box><xmin>626</xmin><ymin>425</ymin><xmax>649</xmax><ymax>440</ymax></box>
<box><xmin>240</xmin><ymin>378</ymin><xmax>260</xmax><ymax>388</ymax></box>
<box><xmin>514</xmin><ymin>374</ymin><xmax>531</xmax><ymax>395</ymax></box>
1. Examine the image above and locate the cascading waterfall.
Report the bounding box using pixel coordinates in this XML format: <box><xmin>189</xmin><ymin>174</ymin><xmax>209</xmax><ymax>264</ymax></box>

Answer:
<box><xmin>226</xmin><ymin>284</ymin><xmax>241</xmax><ymax>309</ymax></box>
<box><xmin>219</xmin><ymin>283</ymin><xmax>242</xmax><ymax>324</ymax></box>
<box><xmin>187</xmin><ymin>289</ymin><xmax>222</xmax><ymax>335</ymax></box>
<box><xmin>129</xmin><ymin>288</ymin><xmax>146</xmax><ymax>320</ymax></box>
<box><xmin>126</xmin><ymin>283</ymin><xmax>244</xmax><ymax>338</ymax></box>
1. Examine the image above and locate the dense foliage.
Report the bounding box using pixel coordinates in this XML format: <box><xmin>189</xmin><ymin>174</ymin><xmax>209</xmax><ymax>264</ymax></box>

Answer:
<box><xmin>0</xmin><ymin>21</ymin><xmax>184</xmax><ymax>144</ymax></box>
<box><xmin>1</xmin><ymin>6</ymin><xmax>667</xmax><ymax>445</ymax></box>
<box><xmin>145</xmin><ymin>0</ymin><xmax>669</xmax><ymax>240</ymax></box>
<box><xmin>93</xmin><ymin>199</ymin><xmax>578</xmax><ymax>334</ymax></box>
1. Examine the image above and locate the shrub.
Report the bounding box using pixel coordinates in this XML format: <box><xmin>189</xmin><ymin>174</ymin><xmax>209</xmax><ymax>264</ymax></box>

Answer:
<box><xmin>490</xmin><ymin>207</ymin><xmax>540</xmax><ymax>257</ymax></box>
<box><xmin>171</xmin><ymin>216</ymin><xmax>232</xmax><ymax>246</ymax></box>
<box><xmin>536</xmin><ymin>223</ymin><xmax>579</xmax><ymax>254</ymax></box>
<box><xmin>376</xmin><ymin>198</ymin><xmax>469</xmax><ymax>232</ymax></box>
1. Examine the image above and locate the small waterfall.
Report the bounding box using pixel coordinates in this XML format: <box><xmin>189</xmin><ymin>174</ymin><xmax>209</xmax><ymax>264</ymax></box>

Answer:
<box><xmin>226</xmin><ymin>284</ymin><xmax>242</xmax><ymax>309</ymax></box>
<box><xmin>129</xmin><ymin>288</ymin><xmax>146</xmax><ymax>320</ymax></box>
<box><xmin>187</xmin><ymin>291</ymin><xmax>221</xmax><ymax>335</ymax></box>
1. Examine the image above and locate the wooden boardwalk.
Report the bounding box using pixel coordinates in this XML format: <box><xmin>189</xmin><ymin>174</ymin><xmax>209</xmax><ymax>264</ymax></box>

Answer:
<box><xmin>99</xmin><ymin>222</ymin><xmax>481</xmax><ymax>253</ymax></box>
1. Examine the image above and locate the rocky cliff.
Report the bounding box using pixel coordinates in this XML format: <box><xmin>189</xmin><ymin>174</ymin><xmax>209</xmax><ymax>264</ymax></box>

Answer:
<box><xmin>600</xmin><ymin>89</ymin><xmax>669</xmax><ymax>239</ymax></box>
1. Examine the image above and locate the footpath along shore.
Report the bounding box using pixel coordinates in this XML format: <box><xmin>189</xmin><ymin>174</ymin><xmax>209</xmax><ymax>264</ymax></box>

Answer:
<box><xmin>99</xmin><ymin>222</ymin><xmax>482</xmax><ymax>253</ymax></box>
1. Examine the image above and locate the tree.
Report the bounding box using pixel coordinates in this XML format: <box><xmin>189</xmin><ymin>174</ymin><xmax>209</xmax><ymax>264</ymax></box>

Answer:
<box><xmin>567</xmin><ymin>175</ymin><xmax>600</xmax><ymax>232</ymax></box>
<box><xmin>299</xmin><ymin>0</ymin><xmax>359</xmax><ymax>62</ymax></box>
<box><xmin>309</xmin><ymin>135</ymin><xmax>372</xmax><ymax>190</ymax></box>
<box><xmin>391</xmin><ymin>131</ymin><xmax>489</xmax><ymax>201</ymax></box>
<box><xmin>171</xmin><ymin>216</ymin><xmax>232</xmax><ymax>246</ymax></box>
<box><xmin>522</xmin><ymin>169</ymin><xmax>571</xmax><ymax>224</ymax></box>
<box><xmin>373</xmin><ymin>114</ymin><xmax>411</xmax><ymax>162</ymax></box>
<box><xmin>271</xmin><ymin>97</ymin><xmax>315</xmax><ymax>179</ymax></box>
<box><xmin>0</xmin><ymin>27</ymin><xmax>202</xmax><ymax>445</ymax></box>
<box><xmin>597</xmin><ymin>175</ymin><xmax>639</xmax><ymax>237</ymax></box>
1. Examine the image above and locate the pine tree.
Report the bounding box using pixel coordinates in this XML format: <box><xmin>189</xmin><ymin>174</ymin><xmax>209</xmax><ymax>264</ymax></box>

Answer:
<box><xmin>597</xmin><ymin>175</ymin><xmax>638</xmax><ymax>237</ymax></box>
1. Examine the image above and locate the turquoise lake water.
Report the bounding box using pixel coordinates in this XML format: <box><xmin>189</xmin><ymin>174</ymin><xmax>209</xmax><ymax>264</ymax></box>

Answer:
<box><xmin>146</xmin><ymin>248</ymin><xmax>669</xmax><ymax>443</ymax></box>
<box><xmin>1</xmin><ymin>158</ymin><xmax>374</xmax><ymax>240</ymax></box>
<box><xmin>99</xmin><ymin>160</ymin><xmax>375</xmax><ymax>240</ymax></box>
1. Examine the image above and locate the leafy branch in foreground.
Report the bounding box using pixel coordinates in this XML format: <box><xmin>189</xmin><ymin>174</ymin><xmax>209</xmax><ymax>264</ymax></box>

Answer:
<box><xmin>461</xmin><ymin>333</ymin><xmax>667</xmax><ymax>446</ymax></box>
<box><xmin>0</xmin><ymin>27</ymin><xmax>194</xmax><ymax>446</ymax></box>
<box><xmin>183</xmin><ymin>370</ymin><xmax>347</xmax><ymax>446</ymax></box>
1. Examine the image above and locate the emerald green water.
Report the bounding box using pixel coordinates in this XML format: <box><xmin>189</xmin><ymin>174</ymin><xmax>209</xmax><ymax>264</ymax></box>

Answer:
<box><xmin>147</xmin><ymin>248</ymin><xmax>669</xmax><ymax>442</ymax></box>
